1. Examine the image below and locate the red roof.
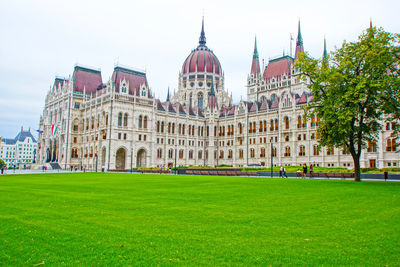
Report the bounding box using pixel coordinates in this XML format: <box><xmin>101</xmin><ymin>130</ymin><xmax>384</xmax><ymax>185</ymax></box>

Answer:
<box><xmin>182</xmin><ymin>46</ymin><xmax>222</xmax><ymax>75</ymax></box>
<box><xmin>263</xmin><ymin>56</ymin><xmax>293</xmax><ymax>82</ymax></box>
<box><xmin>112</xmin><ymin>66</ymin><xmax>149</xmax><ymax>97</ymax></box>
<box><xmin>72</xmin><ymin>66</ymin><xmax>102</xmax><ymax>94</ymax></box>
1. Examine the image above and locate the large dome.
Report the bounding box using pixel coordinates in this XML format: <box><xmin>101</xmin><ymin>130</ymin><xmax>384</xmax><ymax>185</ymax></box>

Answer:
<box><xmin>181</xmin><ymin>19</ymin><xmax>222</xmax><ymax>76</ymax></box>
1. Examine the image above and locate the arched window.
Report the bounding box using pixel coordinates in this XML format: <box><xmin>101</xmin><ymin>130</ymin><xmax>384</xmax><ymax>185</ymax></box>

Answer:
<box><xmin>157</xmin><ymin>148</ymin><xmax>162</xmax><ymax>159</ymax></box>
<box><xmin>284</xmin><ymin>116</ymin><xmax>289</xmax><ymax>129</ymax></box>
<box><xmin>299</xmin><ymin>145</ymin><xmax>306</xmax><ymax>156</ymax></box>
<box><xmin>168</xmin><ymin>149</ymin><xmax>174</xmax><ymax>159</ymax></box>
<box><xmin>144</xmin><ymin>116</ymin><xmax>148</xmax><ymax>129</ymax></box>
<box><xmin>179</xmin><ymin>149</ymin><xmax>184</xmax><ymax>159</ymax></box>
<box><xmin>118</xmin><ymin>113</ymin><xmax>123</xmax><ymax>127</ymax></box>
<box><xmin>283</xmin><ymin>146</ymin><xmax>289</xmax><ymax>157</ymax></box>
<box><xmin>198</xmin><ymin>150</ymin><xmax>203</xmax><ymax>159</ymax></box>
<box><xmin>161</xmin><ymin>121</ymin><xmax>164</xmax><ymax>133</ymax></box>
<box><xmin>274</xmin><ymin>119</ymin><xmax>278</xmax><ymax>131</ymax></box>
<box><xmin>123</xmin><ymin>113</ymin><xmax>128</xmax><ymax>127</ymax></box>
<box><xmin>250</xmin><ymin>148</ymin><xmax>255</xmax><ymax>158</ymax></box>
<box><xmin>270</xmin><ymin>119</ymin><xmax>274</xmax><ymax>131</ymax></box>
<box><xmin>260</xmin><ymin>148</ymin><xmax>265</xmax><ymax>158</ymax></box>
<box><xmin>138</xmin><ymin>115</ymin><xmax>143</xmax><ymax>128</ymax></box>
<box><xmin>302</xmin><ymin>116</ymin><xmax>307</xmax><ymax>128</ymax></box>
<box><xmin>219</xmin><ymin>150</ymin><xmax>224</xmax><ymax>159</ymax></box>
<box><xmin>172</xmin><ymin>123</ymin><xmax>175</xmax><ymax>134</ymax></box>
<box><xmin>311</xmin><ymin>114</ymin><xmax>316</xmax><ymax>127</ymax></box>
<box><xmin>189</xmin><ymin>150</ymin><xmax>194</xmax><ymax>159</ymax></box>
<box><xmin>259</xmin><ymin>121</ymin><xmax>263</xmax><ymax>133</ymax></box>
<box><xmin>198</xmin><ymin>92</ymin><xmax>203</xmax><ymax>110</ymax></box>
<box><xmin>239</xmin><ymin>149</ymin><xmax>244</xmax><ymax>159</ymax></box>
<box><xmin>367</xmin><ymin>140</ymin><xmax>377</xmax><ymax>152</ymax></box>
<box><xmin>297</xmin><ymin>116</ymin><xmax>302</xmax><ymax>128</ymax></box>
<box><xmin>313</xmin><ymin>145</ymin><xmax>320</xmax><ymax>156</ymax></box>
<box><xmin>327</xmin><ymin>147</ymin><xmax>334</xmax><ymax>156</ymax></box>
<box><xmin>156</xmin><ymin>121</ymin><xmax>160</xmax><ymax>133</ymax></box>
<box><xmin>386</xmin><ymin>139</ymin><xmax>397</xmax><ymax>152</ymax></box>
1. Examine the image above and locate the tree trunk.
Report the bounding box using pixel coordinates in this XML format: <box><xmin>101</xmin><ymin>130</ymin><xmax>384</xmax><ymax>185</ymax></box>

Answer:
<box><xmin>353</xmin><ymin>155</ymin><xmax>361</xmax><ymax>182</ymax></box>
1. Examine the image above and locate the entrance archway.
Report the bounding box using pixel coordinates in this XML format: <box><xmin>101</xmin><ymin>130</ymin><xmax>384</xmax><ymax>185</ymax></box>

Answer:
<box><xmin>116</xmin><ymin>148</ymin><xmax>126</xmax><ymax>170</ymax></box>
<box><xmin>137</xmin><ymin>149</ymin><xmax>147</xmax><ymax>168</ymax></box>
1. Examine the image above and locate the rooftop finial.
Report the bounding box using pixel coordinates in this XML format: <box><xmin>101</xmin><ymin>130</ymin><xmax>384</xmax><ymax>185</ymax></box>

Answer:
<box><xmin>370</xmin><ymin>18</ymin><xmax>373</xmax><ymax>28</ymax></box>
<box><xmin>199</xmin><ymin>16</ymin><xmax>207</xmax><ymax>46</ymax></box>
<box><xmin>323</xmin><ymin>37</ymin><xmax>328</xmax><ymax>59</ymax></box>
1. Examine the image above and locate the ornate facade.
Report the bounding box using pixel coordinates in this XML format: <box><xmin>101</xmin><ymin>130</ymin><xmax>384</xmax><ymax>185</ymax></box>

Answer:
<box><xmin>36</xmin><ymin>20</ymin><xmax>399</xmax><ymax>170</ymax></box>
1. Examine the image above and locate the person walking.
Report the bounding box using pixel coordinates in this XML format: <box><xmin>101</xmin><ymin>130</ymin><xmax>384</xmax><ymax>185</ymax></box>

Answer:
<box><xmin>283</xmin><ymin>167</ymin><xmax>288</xmax><ymax>178</ymax></box>
<box><xmin>302</xmin><ymin>163</ymin><xmax>308</xmax><ymax>178</ymax></box>
<box><xmin>279</xmin><ymin>166</ymin><xmax>283</xmax><ymax>178</ymax></box>
<box><xmin>309</xmin><ymin>163</ymin><xmax>314</xmax><ymax>178</ymax></box>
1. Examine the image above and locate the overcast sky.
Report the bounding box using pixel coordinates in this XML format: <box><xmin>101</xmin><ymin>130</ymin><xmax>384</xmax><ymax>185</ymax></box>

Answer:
<box><xmin>1</xmin><ymin>0</ymin><xmax>399</xmax><ymax>138</ymax></box>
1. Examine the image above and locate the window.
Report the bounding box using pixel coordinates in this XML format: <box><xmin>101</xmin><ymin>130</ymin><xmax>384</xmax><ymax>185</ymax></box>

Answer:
<box><xmin>157</xmin><ymin>121</ymin><xmax>160</xmax><ymax>133</ymax></box>
<box><xmin>367</xmin><ymin>140</ymin><xmax>377</xmax><ymax>152</ymax></box>
<box><xmin>274</xmin><ymin>119</ymin><xmax>278</xmax><ymax>131</ymax></box>
<box><xmin>313</xmin><ymin>145</ymin><xmax>320</xmax><ymax>156</ymax></box>
<box><xmin>198</xmin><ymin>150</ymin><xmax>203</xmax><ymax>159</ymax></box>
<box><xmin>386</xmin><ymin>122</ymin><xmax>391</xmax><ymax>130</ymax></box>
<box><xmin>118</xmin><ymin>133</ymin><xmax>121</xmax><ymax>140</ymax></box>
<box><xmin>138</xmin><ymin>115</ymin><xmax>143</xmax><ymax>129</ymax></box>
<box><xmin>144</xmin><ymin>116</ymin><xmax>148</xmax><ymax>129</ymax></box>
<box><xmin>284</xmin><ymin>147</ymin><xmax>291</xmax><ymax>157</ymax></box>
<box><xmin>386</xmin><ymin>139</ymin><xmax>397</xmax><ymax>152</ymax></box>
<box><xmin>123</xmin><ymin>113</ymin><xmax>128</xmax><ymax>127</ymax></box>
<box><xmin>260</xmin><ymin>148</ymin><xmax>265</xmax><ymax>158</ymax></box>
<box><xmin>118</xmin><ymin>113</ymin><xmax>123</xmax><ymax>127</ymax></box>
<box><xmin>284</xmin><ymin>116</ymin><xmax>289</xmax><ymax>129</ymax></box>
<box><xmin>327</xmin><ymin>147</ymin><xmax>334</xmax><ymax>156</ymax></box>
<box><xmin>250</xmin><ymin>149</ymin><xmax>255</xmax><ymax>158</ymax></box>
<box><xmin>168</xmin><ymin>149</ymin><xmax>174</xmax><ymax>159</ymax></box>
<box><xmin>299</xmin><ymin>145</ymin><xmax>306</xmax><ymax>156</ymax></box>
<box><xmin>189</xmin><ymin>150</ymin><xmax>194</xmax><ymax>159</ymax></box>
<box><xmin>297</xmin><ymin>116</ymin><xmax>302</xmax><ymax>128</ymax></box>
<box><xmin>124</xmin><ymin>133</ymin><xmax>127</xmax><ymax>140</ymax></box>
<box><xmin>179</xmin><ymin>149</ymin><xmax>184</xmax><ymax>159</ymax></box>
<box><xmin>157</xmin><ymin>148</ymin><xmax>162</xmax><ymax>159</ymax></box>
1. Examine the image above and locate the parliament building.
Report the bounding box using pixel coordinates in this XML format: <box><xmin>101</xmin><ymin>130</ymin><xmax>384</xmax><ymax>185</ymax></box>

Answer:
<box><xmin>36</xmin><ymin>20</ymin><xmax>399</xmax><ymax>170</ymax></box>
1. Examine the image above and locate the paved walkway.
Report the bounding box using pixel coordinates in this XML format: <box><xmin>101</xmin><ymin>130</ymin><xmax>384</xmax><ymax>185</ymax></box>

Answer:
<box><xmin>1</xmin><ymin>170</ymin><xmax>398</xmax><ymax>182</ymax></box>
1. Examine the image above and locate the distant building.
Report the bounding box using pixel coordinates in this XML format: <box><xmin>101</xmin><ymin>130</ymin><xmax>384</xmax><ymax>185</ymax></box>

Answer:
<box><xmin>36</xmin><ymin>20</ymin><xmax>399</xmax><ymax>170</ymax></box>
<box><xmin>0</xmin><ymin>127</ymin><xmax>38</xmax><ymax>167</ymax></box>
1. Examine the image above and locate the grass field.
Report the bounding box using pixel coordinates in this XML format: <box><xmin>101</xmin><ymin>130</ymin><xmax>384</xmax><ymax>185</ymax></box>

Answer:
<box><xmin>1</xmin><ymin>173</ymin><xmax>399</xmax><ymax>266</ymax></box>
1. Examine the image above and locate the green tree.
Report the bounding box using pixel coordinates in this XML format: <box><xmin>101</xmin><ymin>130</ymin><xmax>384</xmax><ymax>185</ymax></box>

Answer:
<box><xmin>0</xmin><ymin>158</ymin><xmax>6</xmax><ymax>169</ymax></box>
<box><xmin>296</xmin><ymin>27</ymin><xmax>400</xmax><ymax>181</ymax></box>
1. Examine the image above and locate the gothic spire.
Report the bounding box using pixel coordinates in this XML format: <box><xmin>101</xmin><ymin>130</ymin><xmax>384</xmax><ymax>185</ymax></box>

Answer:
<box><xmin>370</xmin><ymin>18</ymin><xmax>373</xmax><ymax>28</ymax></box>
<box><xmin>296</xmin><ymin>20</ymin><xmax>303</xmax><ymax>46</ymax></box>
<box><xmin>253</xmin><ymin>36</ymin><xmax>259</xmax><ymax>59</ymax></box>
<box><xmin>199</xmin><ymin>17</ymin><xmax>207</xmax><ymax>47</ymax></box>
<box><xmin>251</xmin><ymin>36</ymin><xmax>261</xmax><ymax>76</ymax></box>
<box><xmin>295</xmin><ymin>19</ymin><xmax>304</xmax><ymax>60</ymax></box>
<box><xmin>166</xmin><ymin>87</ymin><xmax>170</xmax><ymax>102</ymax></box>
<box><xmin>323</xmin><ymin>37</ymin><xmax>328</xmax><ymax>59</ymax></box>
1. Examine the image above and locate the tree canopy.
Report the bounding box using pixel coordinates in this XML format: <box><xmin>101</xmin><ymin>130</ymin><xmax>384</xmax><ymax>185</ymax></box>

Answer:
<box><xmin>296</xmin><ymin>26</ymin><xmax>400</xmax><ymax>181</ymax></box>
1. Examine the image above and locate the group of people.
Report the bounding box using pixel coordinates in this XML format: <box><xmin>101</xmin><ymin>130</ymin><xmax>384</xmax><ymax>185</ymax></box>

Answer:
<box><xmin>296</xmin><ymin>163</ymin><xmax>314</xmax><ymax>178</ymax></box>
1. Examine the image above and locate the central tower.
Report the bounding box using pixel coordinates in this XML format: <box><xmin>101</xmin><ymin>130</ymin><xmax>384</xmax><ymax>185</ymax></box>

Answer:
<box><xmin>172</xmin><ymin>18</ymin><xmax>231</xmax><ymax>111</ymax></box>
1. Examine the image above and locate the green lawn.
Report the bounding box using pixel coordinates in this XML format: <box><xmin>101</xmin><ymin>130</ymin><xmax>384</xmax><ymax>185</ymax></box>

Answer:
<box><xmin>0</xmin><ymin>173</ymin><xmax>399</xmax><ymax>266</ymax></box>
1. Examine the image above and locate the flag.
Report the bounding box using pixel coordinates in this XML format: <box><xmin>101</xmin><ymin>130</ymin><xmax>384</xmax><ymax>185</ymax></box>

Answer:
<box><xmin>51</xmin><ymin>125</ymin><xmax>57</xmax><ymax>135</ymax></box>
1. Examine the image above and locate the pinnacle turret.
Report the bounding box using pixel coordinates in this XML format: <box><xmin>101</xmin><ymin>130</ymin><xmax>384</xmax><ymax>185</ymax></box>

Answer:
<box><xmin>166</xmin><ymin>87</ymin><xmax>170</xmax><ymax>102</ymax></box>
<box><xmin>323</xmin><ymin>37</ymin><xmax>328</xmax><ymax>59</ymax></box>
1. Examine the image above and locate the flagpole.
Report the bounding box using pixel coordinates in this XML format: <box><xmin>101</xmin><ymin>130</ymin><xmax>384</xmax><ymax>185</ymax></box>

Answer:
<box><xmin>290</xmin><ymin>34</ymin><xmax>293</xmax><ymax>57</ymax></box>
